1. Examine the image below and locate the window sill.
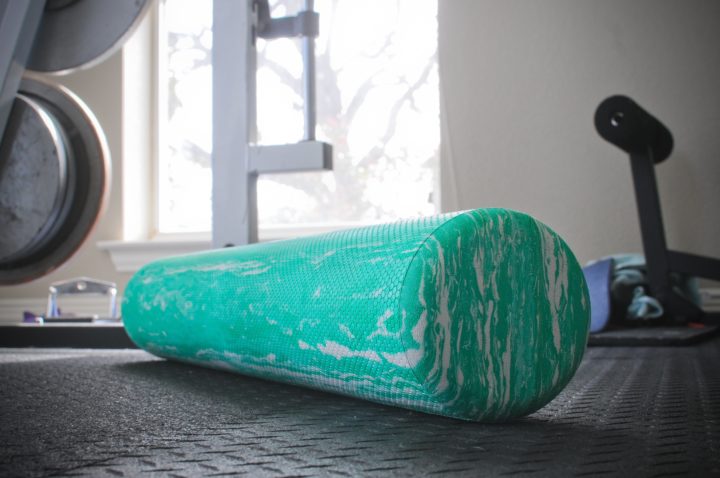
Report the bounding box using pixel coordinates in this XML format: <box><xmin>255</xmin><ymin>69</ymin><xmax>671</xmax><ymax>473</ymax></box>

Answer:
<box><xmin>97</xmin><ymin>222</ymin><xmax>367</xmax><ymax>273</ymax></box>
<box><xmin>97</xmin><ymin>236</ymin><xmax>211</xmax><ymax>273</ymax></box>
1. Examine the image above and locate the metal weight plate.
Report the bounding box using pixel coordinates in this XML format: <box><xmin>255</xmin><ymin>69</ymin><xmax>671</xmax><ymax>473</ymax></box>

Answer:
<box><xmin>0</xmin><ymin>94</ymin><xmax>70</xmax><ymax>264</ymax></box>
<box><xmin>26</xmin><ymin>0</ymin><xmax>152</xmax><ymax>75</ymax></box>
<box><xmin>0</xmin><ymin>75</ymin><xmax>110</xmax><ymax>285</ymax></box>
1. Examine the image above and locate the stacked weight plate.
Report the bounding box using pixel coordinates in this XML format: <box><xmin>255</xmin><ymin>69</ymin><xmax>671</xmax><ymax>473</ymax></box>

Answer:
<box><xmin>0</xmin><ymin>0</ymin><xmax>150</xmax><ymax>284</ymax></box>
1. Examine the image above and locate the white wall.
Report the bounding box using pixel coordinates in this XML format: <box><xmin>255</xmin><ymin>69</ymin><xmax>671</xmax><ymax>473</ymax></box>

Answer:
<box><xmin>439</xmin><ymin>0</ymin><xmax>720</xmax><ymax>278</ymax></box>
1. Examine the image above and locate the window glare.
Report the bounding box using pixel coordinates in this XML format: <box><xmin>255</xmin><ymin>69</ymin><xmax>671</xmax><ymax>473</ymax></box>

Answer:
<box><xmin>159</xmin><ymin>0</ymin><xmax>213</xmax><ymax>233</ymax></box>
<box><xmin>159</xmin><ymin>0</ymin><xmax>438</xmax><ymax>233</ymax></box>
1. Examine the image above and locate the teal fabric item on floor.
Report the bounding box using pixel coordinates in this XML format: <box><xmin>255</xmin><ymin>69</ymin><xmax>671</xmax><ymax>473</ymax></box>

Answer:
<box><xmin>123</xmin><ymin>208</ymin><xmax>590</xmax><ymax>421</ymax></box>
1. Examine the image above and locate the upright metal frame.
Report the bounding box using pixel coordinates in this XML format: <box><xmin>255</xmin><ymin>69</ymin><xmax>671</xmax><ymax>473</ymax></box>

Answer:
<box><xmin>212</xmin><ymin>0</ymin><xmax>332</xmax><ymax>248</ymax></box>
<box><xmin>0</xmin><ymin>0</ymin><xmax>45</xmax><ymax>139</ymax></box>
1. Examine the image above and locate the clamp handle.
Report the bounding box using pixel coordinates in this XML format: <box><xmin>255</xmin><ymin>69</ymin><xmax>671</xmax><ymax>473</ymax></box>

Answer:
<box><xmin>46</xmin><ymin>276</ymin><xmax>118</xmax><ymax>321</ymax></box>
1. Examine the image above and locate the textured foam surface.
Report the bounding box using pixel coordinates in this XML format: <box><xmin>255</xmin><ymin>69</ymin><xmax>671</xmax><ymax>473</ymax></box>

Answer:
<box><xmin>123</xmin><ymin>208</ymin><xmax>590</xmax><ymax>421</ymax></box>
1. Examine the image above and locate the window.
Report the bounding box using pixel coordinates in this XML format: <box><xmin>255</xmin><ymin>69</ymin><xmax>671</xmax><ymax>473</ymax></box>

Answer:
<box><xmin>159</xmin><ymin>0</ymin><xmax>439</xmax><ymax>234</ymax></box>
<box><xmin>158</xmin><ymin>0</ymin><xmax>213</xmax><ymax>233</ymax></box>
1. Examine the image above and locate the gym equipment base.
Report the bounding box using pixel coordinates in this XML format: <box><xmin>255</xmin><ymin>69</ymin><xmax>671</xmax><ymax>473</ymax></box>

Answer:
<box><xmin>1</xmin><ymin>339</ymin><xmax>719</xmax><ymax>476</ymax></box>
<box><xmin>0</xmin><ymin>324</ymin><xmax>135</xmax><ymax>349</ymax></box>
<box><xmin>588</xmin><ymin>321</ymin><xmax>720</xmax><ymax>346</ymax></box>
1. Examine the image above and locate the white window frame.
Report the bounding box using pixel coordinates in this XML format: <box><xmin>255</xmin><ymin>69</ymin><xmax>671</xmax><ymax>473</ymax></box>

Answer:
<box><xmin>99</xmin><ymin>0</ymin><xmax>440</xmax><ymax>272</ymax></box>
<box><xmin>96</xmin><ymin>2</ymin><xmax>212</xmax><ymax>272</ymax></box>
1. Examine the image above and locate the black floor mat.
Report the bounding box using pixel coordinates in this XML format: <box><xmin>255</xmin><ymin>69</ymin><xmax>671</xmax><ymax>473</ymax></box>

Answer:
<box><xmin>1</xmin><ymin>340</ymin><xmax>719</xmax><ymax>477</ymax></box>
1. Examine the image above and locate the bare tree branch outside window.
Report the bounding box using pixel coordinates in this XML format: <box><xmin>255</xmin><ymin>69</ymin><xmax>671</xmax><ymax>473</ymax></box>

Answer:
<box><xmin>160</xmin><ymin>0</ymin><xmax>438</xmax><ymax>233</ymax></box>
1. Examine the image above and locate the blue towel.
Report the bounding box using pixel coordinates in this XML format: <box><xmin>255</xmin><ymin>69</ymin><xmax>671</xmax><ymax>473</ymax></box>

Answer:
<box><xmin>583</xmin><ymin>258</ymin><xmax>613</xmax><ymax>333</ymax></box>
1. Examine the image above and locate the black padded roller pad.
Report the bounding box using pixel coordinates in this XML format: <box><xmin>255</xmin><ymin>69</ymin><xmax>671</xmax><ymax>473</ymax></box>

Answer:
<box><xmin>595</xmin><ymin>95</ymin><xmax>674</xmax><ymax>163</ymax></box>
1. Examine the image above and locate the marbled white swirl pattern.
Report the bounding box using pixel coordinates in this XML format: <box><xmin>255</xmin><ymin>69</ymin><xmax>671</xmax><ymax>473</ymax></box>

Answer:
<box><xmin>123</xmin><ymin>209</ymin><xmax>590</xmax><ymax>421</ymax></box>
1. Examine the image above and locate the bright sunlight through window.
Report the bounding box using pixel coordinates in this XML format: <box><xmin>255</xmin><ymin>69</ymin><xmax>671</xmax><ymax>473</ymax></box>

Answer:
<box><xmin>159</xmin><ymin>0</ymin><xmax>439</xmax><ymax>233</ymax></box>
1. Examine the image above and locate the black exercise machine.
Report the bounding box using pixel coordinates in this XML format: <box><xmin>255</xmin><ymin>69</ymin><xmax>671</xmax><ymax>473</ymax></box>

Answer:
<box><xmin>595</xmin><ymin>95</ymin><xmax>720</xmax><ymax>324</ymax></box>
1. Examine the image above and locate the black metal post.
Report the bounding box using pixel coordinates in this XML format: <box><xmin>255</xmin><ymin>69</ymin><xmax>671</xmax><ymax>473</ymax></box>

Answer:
<box><xmin>628</xmin><ymin>151</ymin><xmax>671</xmax><ymax>300</ymax></box>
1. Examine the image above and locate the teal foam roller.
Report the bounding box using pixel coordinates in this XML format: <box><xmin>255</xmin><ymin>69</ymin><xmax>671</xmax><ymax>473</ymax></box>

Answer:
<box><xmin>123</xmin><ymin>208</ymin><xmax>590</xmax><ymax>421</ymax></box>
